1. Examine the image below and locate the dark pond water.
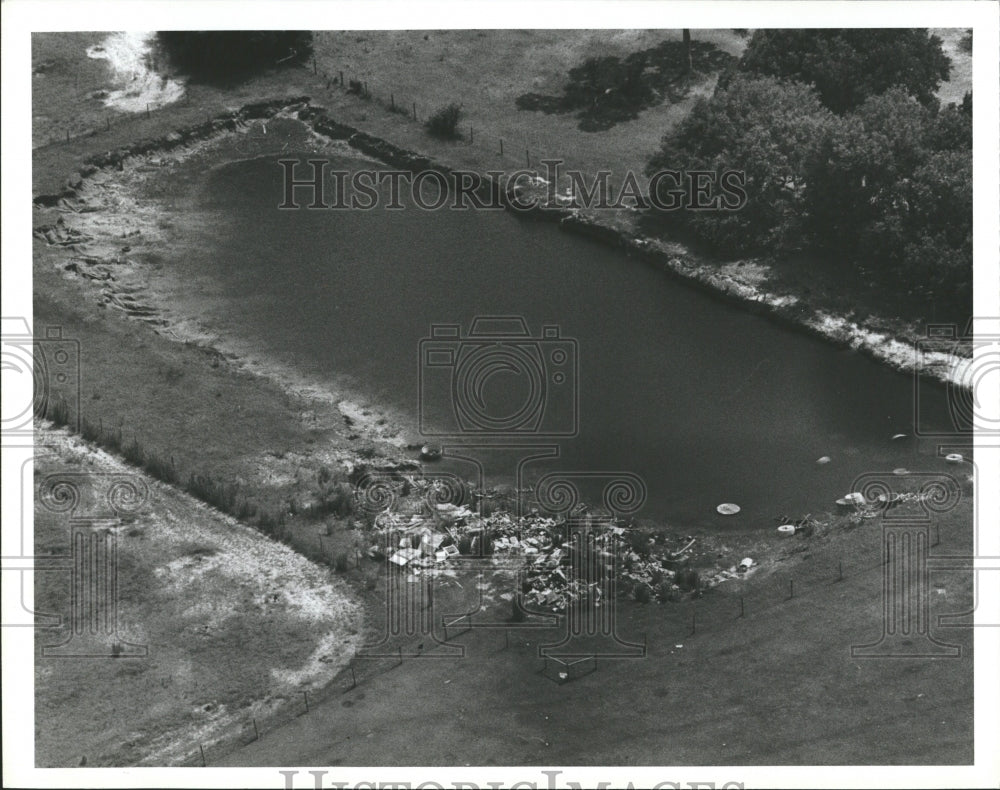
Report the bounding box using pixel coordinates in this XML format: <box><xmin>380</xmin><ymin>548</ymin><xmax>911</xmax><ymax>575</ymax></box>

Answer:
<box><xmin>175</xmin><ymin>152</ymin><xmax>958</xmax><ymax>530</ymax></box>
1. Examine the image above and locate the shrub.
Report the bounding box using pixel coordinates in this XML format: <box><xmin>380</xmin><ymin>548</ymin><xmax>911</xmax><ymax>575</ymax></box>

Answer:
<box><xmin>425</xmin><ymin>103</ymin><xmax>462</xmax><ymax>140</ymax></box>
<box><xmin>334</xmin><ymin>552</ymin><xmax>349</xmax><ymax>573</ymax></box>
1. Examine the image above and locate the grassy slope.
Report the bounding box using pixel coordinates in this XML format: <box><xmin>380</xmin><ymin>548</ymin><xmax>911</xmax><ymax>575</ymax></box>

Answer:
<box><xmin>33</xmin><ymin>423</ymin><xmax>362</xmax><ymax>767</ymax></box>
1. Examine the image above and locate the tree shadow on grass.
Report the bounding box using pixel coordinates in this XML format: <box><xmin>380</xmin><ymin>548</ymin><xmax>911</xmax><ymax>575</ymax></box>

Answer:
<box><xmin>516</xmin><ymin>39</ymin><xmax>736</xmax><ymax>132</ymax></box>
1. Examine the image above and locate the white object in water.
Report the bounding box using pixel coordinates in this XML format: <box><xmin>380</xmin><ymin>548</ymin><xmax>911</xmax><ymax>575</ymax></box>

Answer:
<box><xmin>946</xmin><ymin>453</ymin><xmax>964</xmax><ymax>464</ymax></box>
<box><xmin>816</xmin><ymin>456</ymin><xmax>831</xmax><ymax>464</ymax></box>
<box><xmin>777</xmin><ymin>524</ymin><xmax>796</xmax><ymax>535</ymax></box>
<box><xmin>739</xmin><ymin>557</ymin><xmax>754</xmax><ymax>570</ymax></box>
<box><xmin>717</xmin><ymin>503</ymin><xmax>741</xmax><ymax>515</ymax></box>
<box><xmin>891</xmin><ymin>433</ymin><xmax>908</xmax><ymax>440</ymax></box>
<box><xmin>893</xmin><ymin>468</ymin><xmax>910</xmax><ymax>476</ymax></box>
<box><xmin>843</xmin><ymin>492</ymin><xmax>865</xmax><ymax>505</ymax></box>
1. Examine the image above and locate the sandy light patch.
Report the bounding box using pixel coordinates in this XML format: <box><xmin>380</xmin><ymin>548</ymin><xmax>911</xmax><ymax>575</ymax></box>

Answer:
<box><xmin>86</xmin><ymin>32</ymin><xmax>185</xmax><ymax>113</ymax></box>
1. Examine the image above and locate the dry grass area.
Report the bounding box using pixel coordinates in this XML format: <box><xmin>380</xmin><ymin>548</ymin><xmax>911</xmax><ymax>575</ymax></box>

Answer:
<box><xmin>33</xmin><ymin>422</ymin><xmax>363</xmax><ymax>767</ymax></box>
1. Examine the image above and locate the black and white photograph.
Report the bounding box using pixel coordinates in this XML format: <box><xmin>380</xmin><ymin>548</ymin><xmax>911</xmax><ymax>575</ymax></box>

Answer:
<box><xmin>2</xmin><ymin>2</ymin><xmax>998</xmax><ymax>788</ymax></box>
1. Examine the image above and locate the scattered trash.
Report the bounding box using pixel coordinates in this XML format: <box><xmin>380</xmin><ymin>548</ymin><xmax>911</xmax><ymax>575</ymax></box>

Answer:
<box><xmin>816</xmin><ymin>456</ymin><xmax>831</xmax><ymax>464</ymax></box>
<box><xmin>777</xmin><ymin>525</ymin><xmax>796</xmax><ymax>536</ymax></box>
<box><xmin>840</xmin><ymin>492</ymin><xmax>865</xmax><ymax>506</ymax></box>
<box><xmin>891</xmin><ymin>433</ymin><xmax>908</xmax><ymax>440</ymax></box>
<box><xmin>716</xmin><ymin>503</ymin><xmax>741</xmax><ymax>515</ymax></box>
<box><xmin>674</xmin><ymin>644</ymin><xmax>684</xmax><ymax>649</ymax></box>
<box><xmin>420</xmin><ymin>444</ymin><xmax>442</xmax><ymax>461</ymax></box>
<box><xmin>738</xmin><ymin>557</ymin><xmax>755</xmax><ymax>572</ymax></box>
<box><xmin>945</xmin><ymin>453</ymin><xmax>964</xmax><ymax>464</ymax></box>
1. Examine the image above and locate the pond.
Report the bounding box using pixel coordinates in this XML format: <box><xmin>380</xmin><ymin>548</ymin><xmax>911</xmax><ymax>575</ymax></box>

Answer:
<box><xmin>172</xmin><ymin>151</ymin><xmax>959</xmax><ymax>530</ymax></box>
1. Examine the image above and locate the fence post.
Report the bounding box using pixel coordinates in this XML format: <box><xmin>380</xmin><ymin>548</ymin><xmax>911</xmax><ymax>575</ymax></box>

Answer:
<box><xmin>499</xmin><ymin>137</ymin><xmax>503</xmax><ymax>156</ymax></box>
<box><xmin>252</xmin><ymin>718</ymin><xmax>259</xmax><ymax>741</ymax></box>
<box><xmin>303</xmin><ymin>690</ymin><xmax>309</xmax><ymax>712</ymax></box>
<box><xmin>788</xmin><ymin>580</ymin><xmax>794</xmax><ymax>599</ymax></box>
<box><xmin>350</xmin><ymin>663</ymin><xmax>357</xmax><ymax>689</ymax></box>
<box><xmin>413</xmin><ymin>101</ymin><xmax>417</xmax><ymax>121</ymax></box>
<box><xmin>312</xmin><ymin>55</ymin><xmax>317</xmax><ymax>75</ymax></box>
<box><xmin>526</xmin><ymin>148</ymin><xmax>530</xmax><ymax>168</ymax></box>
<box><xmin>200</xmin><ymin>744</ymin><xmax>206</xmax><ymax>766</ymax></box>
<box><xmin>339</xmin><ymin>70</ymin><xmax>344</xmax><ymax>85</ymax></box>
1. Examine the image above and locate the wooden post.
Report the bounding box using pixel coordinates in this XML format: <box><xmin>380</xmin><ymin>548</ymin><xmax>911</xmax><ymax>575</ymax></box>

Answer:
<box><xmin>469</xmin><ymin>125</ymin><xmax>474</xmax><ymax>144</ymax></box>
<box><xmin>303</xmin><ymin>691</ymin><xmax>309</xmax><ymax>712</ymax></box>
<box><xmin>526</xmin><ymin>148</ymin><xmax>530</xmax><ymax>168</ymax></box>
<box><xmin>413</xmin><ymin>101</ymin><xmax>417</xmax><ymax>120</ymax></box>
<box><xmin>146</xmin><ymin>103</ymin><xmax>150</xmax><ymax>119</ymax></box>
<box><xmin>312</xmin><ymin>55</ymin><xmax>317</xmax><ymax>75</ymax></box>
<box><xmin>200</xmin><ymin>744</ymin><xmax>206</xmax><ymax>766</ymax></box>
<box><xmin>350</xmin><ymin>663</ymin><xmax>357</xmax><ymax>689</ymax></box>
<box><xmin>499</xmin><ymin>137</ymin><xmax>503</xmax><ymax>156</ymax></box>
<box><xmin>789</xmin><ymin>580</ymin><xmax>794</xmax><ymax>599</ymax></box>
<box><xmin>252</xmin><ymin>718</ymin><xmax>259</xmax><ymax>741</ymax></box>
<box><xmin>339</xmin><ymin>70</ymin><xmax>344</xmax><ymax>85</ymax></box>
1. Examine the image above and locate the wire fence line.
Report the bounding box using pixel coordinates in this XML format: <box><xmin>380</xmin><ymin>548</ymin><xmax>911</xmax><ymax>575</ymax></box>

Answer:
<box><xmin>178</xmin><ymin>529</ymin><xmax>957</xmax><ymax>766</ymax></box>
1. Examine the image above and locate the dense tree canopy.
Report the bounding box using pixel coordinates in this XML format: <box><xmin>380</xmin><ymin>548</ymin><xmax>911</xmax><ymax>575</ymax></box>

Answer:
<box><xmin>646</xmin><ymin>31</ymin><xmax>970</xmax><ymax>320</ymax></box>
<box><xmin>736</xmin><ymin>29</ymin><xmax>950</xmax><ymax>113</ymax></box>
<box><xmin>646</xmin><ymin>75</ymin><xmax>834</xmax><ymax>253</ymax></box>
<box><xmin>157</xmin><ymin>31</ymin><xmax>312</xmax><ymax>81</ymax></box>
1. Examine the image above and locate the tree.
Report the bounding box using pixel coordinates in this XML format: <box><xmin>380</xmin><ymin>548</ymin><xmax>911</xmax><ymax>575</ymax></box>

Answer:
<box><xmin>646</xmin><ymin>75</ymin><xmax>835</xmax><ymax>253</ymax></box>
<box><xmin>804</xmin><ymin>89</ymin><xmax>971</xmax><ymax>314</ymax></box>
<box><xmin>737</xmin><ymin>29</ymin><xmax>950</xmax><ymax>113</ymax></box>
<box><xmin>157</xmin><ymin>31</ymin><xmax>313</xmax><ymax>82</ymax></box>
